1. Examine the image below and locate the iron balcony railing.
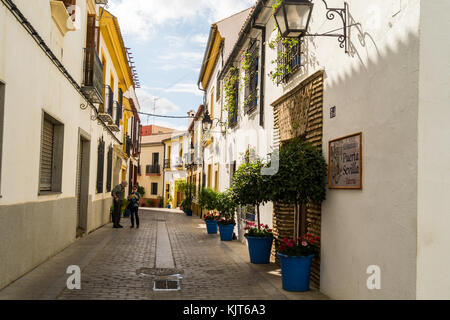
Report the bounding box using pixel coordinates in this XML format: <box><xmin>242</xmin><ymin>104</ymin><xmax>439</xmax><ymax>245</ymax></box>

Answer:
<box><xmin>114</xmin><ymin>101</ymin><xmax>122</xmax><ymax>126</ymax></box>
<box><xmin>175</xmin><ymin>157</ymin><xmax>184</xmax><ymax>168</ymax></box>
<box><xmin>126</xmin><ymin>135</ymin><xmax>131</xmax><ymax>157</ymax></box>
<box><xmin>146</xmin><ymin>165</ymin><xmax>161</xmax><ymax>174</ymax></box>
<box><xmin>164</xmin><ymin>159</ymin><xmax>171</xmax><ymax>169</ymax></box>
<box><xmin>102</xmin><ymin>85</ymin><xmax>114</xmax><ymax>118</ymax></box>
<box><xmin>81</xmin><ymin>47</ymin><xmax>103</xmax><ymax>104</ymax></box>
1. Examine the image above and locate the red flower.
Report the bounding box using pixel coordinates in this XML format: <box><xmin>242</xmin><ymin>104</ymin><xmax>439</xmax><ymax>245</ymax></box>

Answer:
<box><xmin>267</xmin><ymin>229</ymin><xmax>272</xmax><ymax>233</ymax></box>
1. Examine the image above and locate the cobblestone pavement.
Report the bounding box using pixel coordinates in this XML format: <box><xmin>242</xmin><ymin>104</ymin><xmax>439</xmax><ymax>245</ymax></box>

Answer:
<box><xmin>0</xmin><ymin>209</ymin><xmax>328</xmax><ymax>300</ymax></box>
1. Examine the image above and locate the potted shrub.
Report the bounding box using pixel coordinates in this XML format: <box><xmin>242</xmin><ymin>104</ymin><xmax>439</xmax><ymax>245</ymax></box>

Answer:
<box><xmin>166</xmin><ymin>193</ymin><xmax>173</xmax><ymax>208</ymax></box>
<box><xmin>203</xmin><ymin>210</ymin><xmax>220</xmax><ymax>234</ymax></box>
<box><xmin>215</xmin><ymin>190</ymin><xmax>237</xmax><ymax>241</ymax></box>
<box><xmin>277</xmin><ymin>234</ymin><xmax>320</xmax><ymax>292</ymax></box>
<box><xmin>231</xmin><ymin>160</ymin><xmax>272</xmax><ymax>263</ymax></box>
<box><xmin>137</xmin><ymin>185</ymin><xmax>145</xmax><ymax>206</ymax></box>
<box><xmin>146</xmin><ymin>199</ymin><xmax>153</xmax><ymax>207</ymax></box>
<box><xmin>243</xmin><ymin>221</ymin><xmax>274</xmax><ymax>264</ymax></box>
<box><xmin>268</xmin><ymin>137</ymin><xmax>327</xmax><ymax>292</ymax></box>
<box><xmin>181</xmin><ymin>183</ymin><xmax>194</xmax><ymax>216</ymax></box>
<box><xmin>157</xmin><ymin>196</ymin><xmax>164</xmax><ymax>208</ymax></box>
<box><xmin>198</xmin><ymin>188</ymin><xmax>217</xmax><ymax>219</ymax></box>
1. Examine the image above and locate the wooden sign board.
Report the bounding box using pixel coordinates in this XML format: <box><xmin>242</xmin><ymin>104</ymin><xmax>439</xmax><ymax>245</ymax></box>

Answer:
<box><xmin>328</xmin><ymin>133</ymin><xmax>362</xmax><ymax>189</ymax></box>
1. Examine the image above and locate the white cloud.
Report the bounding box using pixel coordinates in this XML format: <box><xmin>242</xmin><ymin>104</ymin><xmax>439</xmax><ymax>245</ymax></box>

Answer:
<box><xmin>191</xmin><ymin>34</ymin><xmax>208</xmax><ymax>45</ymax></box>
<box><xmin>148</xmin><ymin>83</ymin><xmax>203</xmax><ymax>96</ymax></box>
<box><xmin>153</xmin><ymin>50</ymin><xmax>204</xmax><ymax>71</ymax></box>
<box><xmin>136</xmin><ymin>88</ymin><xmax>181</xmax><ymax>116</ymax></box>
<box><xmin>108</xmin><ymin>0</ymin><xmax>256</xmax><ymax>40</ymax></box>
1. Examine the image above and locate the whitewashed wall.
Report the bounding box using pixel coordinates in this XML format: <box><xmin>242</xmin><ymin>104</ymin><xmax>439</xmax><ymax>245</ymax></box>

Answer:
<box><xmin>0</xmin><ymin>0</ymin><xmax>123</xmax><ymax>289</ymax></box>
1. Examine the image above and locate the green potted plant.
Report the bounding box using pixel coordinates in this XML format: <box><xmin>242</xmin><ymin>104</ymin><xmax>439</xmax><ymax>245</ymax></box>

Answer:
<box><xmin>137</xmin><ymin>185</ymin><xmax>145</xmax><ymax>206</ymax></box>
<box><xmin>166</xmin><ymin>193</ymin><xmax>173</xmax><ymax>208</ymax></box>
<box><xmin>198</xmin><ymin>188</ymin><xmax>217</xmax><ymax>219</ymax></box>
<box><xmin>181</xmin><ymin>183</ymin><xmax>194</xmax><ymax>216</ymax></box>
<box><xmin>231</xmin><ymin>160</ymin><xmax>272</xmax><ymax>263</ymax></box>
<box><xmin>215</xmin><ymin>190</ymin><xmax>237</xmax><ymax>241</ymax></box>
<box><xmin>203</xmin><ymin>209</ymin><xmax>220</xmax><ymax>234</ymax></box>
<box><xmin>268</xmin><ymin>137</ymin><xmax>327</xmax><ymax>292</ymax></box>
<box><xmin>157</xmin><ymin>196</ymin><xmax>164</xmax><ymax>208</ymax></box>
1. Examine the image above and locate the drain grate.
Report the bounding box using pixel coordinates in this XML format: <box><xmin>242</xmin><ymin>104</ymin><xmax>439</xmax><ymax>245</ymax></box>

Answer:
<box><xmin>153</xmin><ymin>279</ymin><xmax>181</xmax><ymax>291</ymax></box>
<box><xmin>136</xmin><ymin>268</ymin><xmax>183</xmax><ymax>292</ymax></box>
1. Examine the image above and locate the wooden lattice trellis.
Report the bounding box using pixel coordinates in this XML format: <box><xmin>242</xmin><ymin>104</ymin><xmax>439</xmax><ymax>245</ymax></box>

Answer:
<box><xmin>272</xmin><ymin>71</ymin><xmax>324</xmax><ymax>289</ymax></box>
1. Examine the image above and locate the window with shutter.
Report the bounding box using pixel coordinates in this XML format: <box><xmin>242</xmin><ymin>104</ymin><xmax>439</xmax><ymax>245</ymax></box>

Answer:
<box><xmin>40</xmin><ymin>119</ymin><xmax>54</xmax><ymax>192</ymax></box>
<box><xmin>151</xmin><ymin>183</ymin><xmax>158</xmax><ymax>195</ymax></box>
<box><xmin>39</xmin><ymin>113</ymin><xmax>64</xmax><ymax>194</ymax></box>
<box><xmin>0</xmin><ymin>82</ymin><xmax>4</xmax><ymax>194</ymax></box>
<box><xmin>96</xmin><ymin>139</ymin><xmax>105</xmax><ymax>193</ymax></box>
<box><xmin>106</xmin><ymin>146</ymin><xmax>113</xmax><ymax>192</ymax></box>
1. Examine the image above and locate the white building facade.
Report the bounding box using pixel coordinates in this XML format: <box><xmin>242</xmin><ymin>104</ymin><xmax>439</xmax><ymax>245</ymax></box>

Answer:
<box><xmin>0</xmin><ymin>0</ymin><xmax>141</xmax><ymax>290</ymax></box>
<box><xmin>201</xmin><ymin>0</ymin><xmax>450</xmax><ymax>299</ymax></box>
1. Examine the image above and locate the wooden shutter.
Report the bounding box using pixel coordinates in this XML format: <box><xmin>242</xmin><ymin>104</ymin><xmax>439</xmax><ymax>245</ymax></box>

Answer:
<box><xmin>40</xmin><ymin>119</ymin><xmax>54</xmax><ymax>192</ymax></box>
<box><xmin>96</xmin><ymin>139</ymin><xmax>105</xmax><ymax>193</ymax></box>
<box><xmin>152</xmin><ymin>152</ymin><xmax>159</xmax><ymax>165</ymax></box>
<box><xmin>106</xmin><ymin>146</ymin><xmax>113</xmax><ymax>192</ymax></box>
<box><xmin>86</xmin><ymin>15</ymin><xmax>96</xmax><ymax>49</ymax></box>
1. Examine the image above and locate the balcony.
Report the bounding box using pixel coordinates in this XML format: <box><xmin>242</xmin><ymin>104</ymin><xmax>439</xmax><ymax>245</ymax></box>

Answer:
<box><xmin>125</xmin><ymin>135</ymin><xmax>131</xmax><ymax>157</ymax></box>
<box><xmin>99</xmin><ymin>85</ymin><xmax>113</xmax><ymax>123</ymax></box>
<box><xmin>175</xmin><ymin>157</ymin><xmax>184</xmax><ymax>170</ymax></box>
<box><xmin>164</xmin><ymin>159</ymin><xmax>171</xmax><ymax>169</ymax></box>
<box><xmin>107</xmin><ymin>101</ymin><xmax>121</xmax><ymax>132</ymax></box>
<box><xmin>146</xmin><ymin>165</ymin><xmax>161</xmax><ymax>175</ymax></box>
<box><xmin>81</xmin><ymin>47</ymin><xmax>103</xmax><ymax>104</ymax></box>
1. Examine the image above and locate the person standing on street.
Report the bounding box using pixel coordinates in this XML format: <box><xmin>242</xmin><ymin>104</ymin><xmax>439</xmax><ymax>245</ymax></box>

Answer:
<box><xmin>128</xmin><ymin>185</ymin><xmax>141</xmax><ymax>229</ymax></box>
<box><xmin>111</xmin><ymin>181</ymin><xmax>127</xmax><ymax>229</ymax></box>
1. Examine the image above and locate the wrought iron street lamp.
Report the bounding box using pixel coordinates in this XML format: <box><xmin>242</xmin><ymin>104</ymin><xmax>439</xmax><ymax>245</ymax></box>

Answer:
<box><xmin>274</xmin><ymin>0</ymin><xmax>349</xmax><ymax>53</ymax></box>
<box><xmin>201</xmin><ymin>109</ymin><xmax>213</xmax><ymax>133</ymax></box>
<box><xmin>201</xmin><ymin>109</ymin><xmax>227</xmax><ymax>134</ymax></box>
<box><xmin>274</xmin><ymin>0</ymin><xmax>314</xmax><ymax>38</ymax></box>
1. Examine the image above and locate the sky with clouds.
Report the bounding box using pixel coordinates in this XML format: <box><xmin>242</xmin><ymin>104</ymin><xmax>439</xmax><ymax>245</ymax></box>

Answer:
<box><xmin>107</xmin><ymin>0</ymin><xmax>256</xmax><ymax>131</ymax></box>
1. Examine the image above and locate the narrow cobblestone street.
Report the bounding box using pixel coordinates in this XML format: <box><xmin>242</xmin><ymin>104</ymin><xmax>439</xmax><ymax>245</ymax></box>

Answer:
<box><xmin>0</xmin><ymin>209</ymin><xmax>327</xmax><ymax>300</ymax></box>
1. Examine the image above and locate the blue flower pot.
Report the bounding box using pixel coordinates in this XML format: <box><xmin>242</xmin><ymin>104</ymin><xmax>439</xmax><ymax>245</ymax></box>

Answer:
<box><xmin>246</xmin><ymin>236</ymin><xmax>273</xmax><ymax>264</ymax></box>
<box><xmin>185</xmin><ymin>210</ymin><xmax>193</xmax><ymax>216</ymax></box>
<box><xmin>277</xmin><ymin>253</ymin><xmax>315</xmax><ymax>292</ymax></box>
<box><xmin>205</xmin><ymin>220</ymin><xmax>218</xmax><ymax>234</ymax></box>
<box><xmin>218</xmin><ymin>224</ymin><xmax>234</xmax><ymax>241</ymax></box>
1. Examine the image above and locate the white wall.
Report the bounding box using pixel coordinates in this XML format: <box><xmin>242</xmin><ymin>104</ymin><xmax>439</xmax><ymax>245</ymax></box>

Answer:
<box><xmin>262</xmin><ymin>0</ymin><xmax>422</xmax><ymax>299</ymax></box>
<box><xmin>0</xmin><ymin>0</ymin><xmax>123</xmax><ymax>288</ymax></box>
<box><xmin>416</xmin><ymin>0</ymin><xmax>450</xmax><ymax>300</ymax></box>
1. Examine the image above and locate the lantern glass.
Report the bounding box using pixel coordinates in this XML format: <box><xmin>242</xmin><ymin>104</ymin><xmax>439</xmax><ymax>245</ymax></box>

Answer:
<box><xmin>274</xmin><ymin>0</ymin><xmax>314</xmax><ymax>38</ymax></box>
<box><xmin>274</xmin><ymin>7</ymin><xmax>287</xmax><ymax>36</ymax></box>
<box><xmin>202</xmin><ymin>111</ymin><xmax>212</xmax><ymax>132</ymax></box>
<box><xmin>286</xmin><ymin>3</ymin><xmax>312</xmax><ymax>36</ymax></box>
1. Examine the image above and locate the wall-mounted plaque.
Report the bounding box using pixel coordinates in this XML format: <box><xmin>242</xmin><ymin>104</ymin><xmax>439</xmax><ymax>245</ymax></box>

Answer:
<box><xmin>328</xmin><ymin>133</ymin><xmax>362</xmax><ymax>189</ymax></box>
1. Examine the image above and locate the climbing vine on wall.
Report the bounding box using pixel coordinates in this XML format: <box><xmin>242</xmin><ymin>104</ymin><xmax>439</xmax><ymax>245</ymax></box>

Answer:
<box><xmin>223</xmin><ymin>66</ymin><xmax>239</xmax><ymax>127</ymax></box>
<box><xmin>268</xmin><ymin>0</ymin><xmax>301</xmax><ymax>84</ymax></box>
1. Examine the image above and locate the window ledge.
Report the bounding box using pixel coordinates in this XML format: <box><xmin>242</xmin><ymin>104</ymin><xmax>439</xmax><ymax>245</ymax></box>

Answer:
<box><xmin>50</xmin><ymin>1</ymin><xmax>75</xmax><ymax>36</ymax></box>
<box><xmin>38</xmin><ymin>191</ymin><xmax>62</xmax><ymax>196</ymax></box>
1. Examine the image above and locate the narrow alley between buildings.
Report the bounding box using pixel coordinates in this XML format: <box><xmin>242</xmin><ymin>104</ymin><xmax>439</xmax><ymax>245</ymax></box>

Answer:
<box><xmin>0</xmin><ymin>209</ymin><xmax>327</xmax><ymax>300</ymax></box>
